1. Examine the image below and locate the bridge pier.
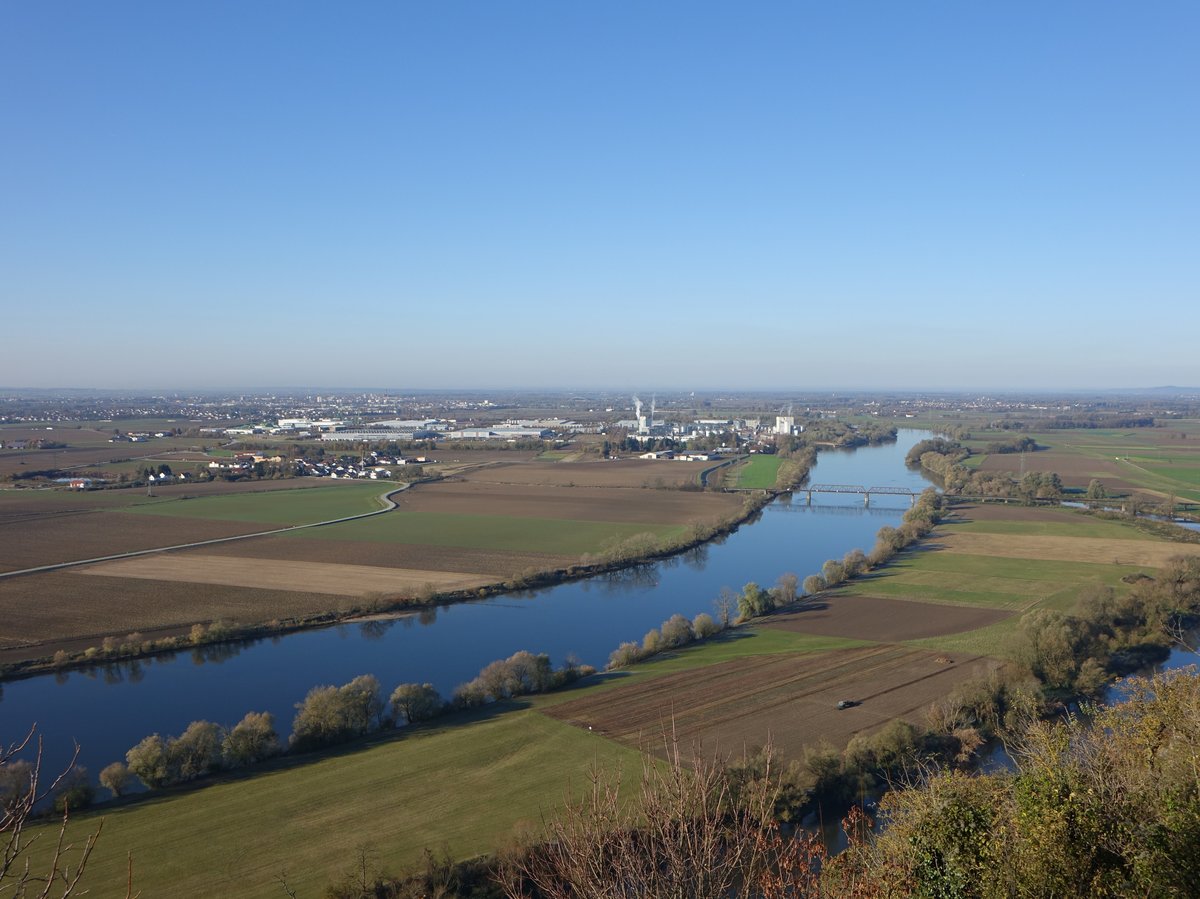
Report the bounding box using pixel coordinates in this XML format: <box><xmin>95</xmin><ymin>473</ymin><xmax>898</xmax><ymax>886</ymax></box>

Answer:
<box><xmin>805</xmin><ymin>490</ymin><xmax>812</xmax><ymax>505</ymax></box>
<box><xmin>863</xmin><ymin>492</ymin><xmax>870</xmax><ymax>507</ymax></box>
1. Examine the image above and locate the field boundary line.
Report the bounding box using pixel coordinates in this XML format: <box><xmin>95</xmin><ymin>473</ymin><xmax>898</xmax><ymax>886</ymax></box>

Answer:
<box><xmin>0</xmin><ymin>483</ymin><xmax>412</xmax><ymax>580</ymax></box>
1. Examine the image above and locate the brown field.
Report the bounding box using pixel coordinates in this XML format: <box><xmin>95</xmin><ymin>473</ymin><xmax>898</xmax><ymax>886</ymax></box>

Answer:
<box><xmin>0</xmin><ymin>513</ymin><xmax>267</xmax><ymax>572</ymax></box>
<box><xmin>949</xmin><ymin>503</ymin><xmax>1092</xmax><ymax>525</ymax></box>
<box><xmin>0</xmin><ymin>463</ymin><xmax>742</xmax><ymax>659</ymax></box>
<box><xmin>545</xmin><ymin>646</ymin><xmax>998</xmax><ymax>760</ymax></box>
<box><xmin>0</xmin><ymin>437</ymin><xmax>214</xmax><ymax>477</ymax></box>
<box><xmin>0</xmin><ymin>572</ymin><xmax>353</xmax><ymax>653</ymax></box>
<box><xmin>459</xmin><ymin>459</ymin><xmax>710</xmax><ymax>489</ymax></box>
<box><xmin>764</xmin><ymin>595</ymin><xmax>1011</xmax><ymax>642</ymax></box>
<box><xmin>429</xmin><ymin>448</ymin><xmax>546</xmax><ymax>466</ymax></box>
<box><xmin>397</xmin><ymin>480</ymin><xmax>741</xmax><ymax>525</ymax></box>
<box><xmin>79</xmin><ymin>554</ymin><xmax>490</xmax><ymax>597</ymax></box>
<box><xmin>938</xmin><ymin>531</ymin><xmax>1200</xmax><ymax>566</ymax></box>
<box><xmin>201</xmin><ymin>536</ymin><xmax>572</xmax><ymax>577</ymax></box>
<box><xmin>0</xmin><ymin>479</ymin><xmax>356</xmax><ymax>520</ymax></box>
<box><xmin>976</xmin><ymin>451</ymin><xmax>1140</xmax><ymax>492</ymax></box>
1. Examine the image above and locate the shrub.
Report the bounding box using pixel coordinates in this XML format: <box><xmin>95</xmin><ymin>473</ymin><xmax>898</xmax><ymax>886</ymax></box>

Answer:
<box><xmin>692</xmin><ymin>612</ymin><xmax>720</xmax><ymax>639</ymax></box>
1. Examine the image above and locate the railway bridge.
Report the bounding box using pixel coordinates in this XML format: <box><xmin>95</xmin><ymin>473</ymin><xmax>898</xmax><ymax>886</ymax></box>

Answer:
<box><xmin>803</xmin><ymin>484</ymin><xmax>919</xmax><ymax>506</ymax></box>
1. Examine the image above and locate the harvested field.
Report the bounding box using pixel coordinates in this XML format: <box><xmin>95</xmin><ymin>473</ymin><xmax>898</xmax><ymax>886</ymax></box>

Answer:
<box><xmin>0</xmin><ymin>437</ymin><xmax>207</xmax><ymax>477</ymax></box>
<box><xmin>79</xmin><ymin>554</ymin><xmax>489</xmax><ymax>596</ymax></box>
<box><xmin>201</xmin><ymin>536</ymin><xmax>572</xmax><ymax>577</ymax></box>
<box><xmin>765</xmin><ymin>595</ymin><xmax>1011</xmax><ymax>642</ymax></box>
<box><xmin>0</xmin><ymin>572</ymin><xmax>351</xmax><ymax>652</ymax></box>
<box><xmin>429</xmin><ymin>448</ymin><xmax>545</xmax><ymax>465</ymax></box>
<box><xmin>544</xmin><ymin>646</ymin><xmax>998</xmax><ymax>760</ymax></box>
<box><xmin>951</xmin><ymin>503</ymin><xmax>1099</xmax><ymax>524</ymax></box>
<box><xmin>0</xmin><ymin>512</ymin><xmax>268</xmax><ymax>572</ymax></box>
<box><xmin>397</xmin><ymin>480</ymin><xmax>741</xmax><ymax>525</ymax></box>
<box><xmin>460</xmin><ymin>459</ymin><xmax>709</xmax><ymax>488</ymax></box>
<box><xmin>938</xmin><ymin>531</ymin><xmax>1200</xmax><ymax>567</ymax></box>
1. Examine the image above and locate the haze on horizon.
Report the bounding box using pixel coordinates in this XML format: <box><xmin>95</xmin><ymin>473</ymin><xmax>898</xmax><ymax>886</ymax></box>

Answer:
<box><xmin>3</xmin><ymin>2</ymin><xmax>1197</xmax><ymax>392</ymax></box>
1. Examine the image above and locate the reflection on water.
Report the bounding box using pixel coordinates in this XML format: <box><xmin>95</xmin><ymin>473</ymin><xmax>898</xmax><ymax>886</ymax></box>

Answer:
<box><xmin>358</xmin><ymin>619</ymin><xmax>396</xmax><ymax>641</ymax></box>
<box><xmin>2</xmin><ymin>432</ymin><xmax>939</xmax><ymax>780</ymax></box>
<box><xmin>772</xmin><ymin>502</ymin><xmax>907</xmax><ymax>518</ymax></box>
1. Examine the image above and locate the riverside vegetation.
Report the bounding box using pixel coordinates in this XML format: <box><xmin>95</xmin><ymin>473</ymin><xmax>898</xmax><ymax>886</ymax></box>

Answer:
<box><xmin>0</xmin><ymin>445</ymin><xmax>816</xmax><ymax>682</ymax></box>
<box><xmin>311</xmin><ymin>666</ymin><xmax>1200</xmax><ymax>899</ymax></box>
<box><xmin>8</xmin><ymin>491</ymin><xmax>1200</xmax><ymax>895</ymax></box>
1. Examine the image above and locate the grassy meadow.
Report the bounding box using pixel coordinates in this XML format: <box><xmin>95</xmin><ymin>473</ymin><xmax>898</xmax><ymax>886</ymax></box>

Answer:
<box><xmin>25</xmin><ymin>501</ymin><xmax>1200</xmax><ymax>895</ymax></box>
<box><xmin>292</xmin><ymin>510</ymin><xmax>688</xmax><ymax>556</ymax></box>
<box><xmin>731</xmin><ymin>454</ymin><xmax>782</xmax><ymax>489</ymax></box>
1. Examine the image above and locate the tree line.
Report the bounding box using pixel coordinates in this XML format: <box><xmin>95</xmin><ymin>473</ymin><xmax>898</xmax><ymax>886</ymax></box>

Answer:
<box><xmin>33</xmin><ymin>652</ymin><xmax>595</xmax><ymax>806</ymax></box>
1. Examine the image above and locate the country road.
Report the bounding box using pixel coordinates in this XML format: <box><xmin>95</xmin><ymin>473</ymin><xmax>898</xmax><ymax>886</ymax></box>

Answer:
<box><xmin>0</xmin><ymin>481</ymin><xmax>412</xmax><ymax>580</ymax></box>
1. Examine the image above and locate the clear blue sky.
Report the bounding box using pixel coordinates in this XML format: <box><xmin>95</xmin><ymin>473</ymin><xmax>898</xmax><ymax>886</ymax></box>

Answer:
<box><xmin>3</xmin><ymin>2</ymin><xmax>1197</xmax><ymax>391</ymax></box>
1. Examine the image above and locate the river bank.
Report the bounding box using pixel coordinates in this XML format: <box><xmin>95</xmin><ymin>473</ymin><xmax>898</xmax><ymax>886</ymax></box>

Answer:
<box><xmin>1</xmin><ymin>434</ymin><xmax>934</xmax><ymax>781</ymax></box>
<box><xmin>0</xmin><ymin>468</ymin><xmax>786</xmax><ymax>681</ymax></box>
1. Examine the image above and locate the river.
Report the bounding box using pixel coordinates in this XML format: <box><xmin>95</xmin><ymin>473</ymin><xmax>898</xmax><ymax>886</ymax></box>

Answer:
<box><xmin>0</xmin><ymin>433</ymin><xmax>937</xmax><ymax>780</ymax></box>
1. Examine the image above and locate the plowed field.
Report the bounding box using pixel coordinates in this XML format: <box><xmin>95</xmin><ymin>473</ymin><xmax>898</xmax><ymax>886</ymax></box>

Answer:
<box><xmin>764</xmin><ymin>596</ymin><xmax>1011</xmax><ymax>642</ymax></box>
<box><xmin>0</xmin><ymin>513</ymin><xmax>267</xmax><ymax>572</ymax></box>
<box><xmin>938</xmin><ymin>531</ymin><xmax>1200</xmax><ymax>567</ymax></box>
<box><xmin>396</xmin><ymin>481</ymin><xmax>740</xmax><ymax>524</ymax></box>
<box><xmin>545</xmin><ymin>645</ymin><xmax>998</xmax><ymax>759</ymax></box>
<box><xmin>460</xmin><ymin>459</ymin><xmax>709</xmax><ymax>488</ymax></box>
<box><xmin>0</xmin><ymin>572</ymin><xmax>345</xmax><ymax>653</ymax></box>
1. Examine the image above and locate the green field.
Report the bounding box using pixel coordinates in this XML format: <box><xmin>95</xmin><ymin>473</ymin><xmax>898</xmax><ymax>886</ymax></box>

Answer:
<box><xmin>296</xmin><ymin>510</ymin><xmax>688</xmax><ymax>556</ymax></box>
<box><xmin>125</xmin><ymin>483</ymin><xmax>391</xmax><ymax>524</ymax></box>
<box><xmin>855</xmin><ymin>549</ymin><xmax>1141</xmax><ymax>612</ymax></box>
<box><xmin>32</xmin><ymin>628</ymin><xmax>860</xmax><ymax>898</ymax></box>
<box><xmin>832</xmin><ymin>506</ymin><xmax>1191</xmax><ymax>658</ymax></box>
<box><xmin>731</xmin><ymin>454</ymin><xmax>782</xmax><ymax>489</ymax></box>
<box><xmin>37</xmin><ymin>711</ymin><xmax>638</xmax><ymax>899</ymax></box>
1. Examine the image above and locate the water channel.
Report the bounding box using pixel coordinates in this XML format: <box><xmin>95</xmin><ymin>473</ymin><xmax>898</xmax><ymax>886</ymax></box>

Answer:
<box><xmin>3</xmin><ymin>433</ymin><xmax>939</xmax><ymax>779</ymax></box>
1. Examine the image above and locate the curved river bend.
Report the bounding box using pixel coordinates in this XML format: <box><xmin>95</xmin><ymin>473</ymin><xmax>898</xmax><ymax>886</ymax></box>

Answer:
<box><xmin>1</xmin><ymin>433</ymin><xmax>937</xmax><ymax>778</ymax></box>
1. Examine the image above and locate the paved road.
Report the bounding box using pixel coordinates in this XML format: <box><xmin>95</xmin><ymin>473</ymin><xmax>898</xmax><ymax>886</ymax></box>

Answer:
<box><xmin>0</xmin><ymin>482</ymin><xmax>412</xmax><ymax>581</ymax></box>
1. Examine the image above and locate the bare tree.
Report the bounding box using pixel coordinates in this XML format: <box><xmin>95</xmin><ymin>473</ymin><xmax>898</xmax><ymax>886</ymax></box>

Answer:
<box><xmin>499</xmin><ymin>733</ymin><xmax>827</xmax><ymax>899</ymax></box>
<box><xmin>1</xmin><ymin>727</ymin><xmax>103</xmax><ymax>898</ymax></box>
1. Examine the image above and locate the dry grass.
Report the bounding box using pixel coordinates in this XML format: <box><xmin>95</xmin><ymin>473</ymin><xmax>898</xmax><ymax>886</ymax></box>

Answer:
<box><xmin>937</xmin><ymin>531</ymin><xmax>1200</xmax><ymax>566</ymax></box>
<box><xmin>78</xmin><ymin>553</ymin><xmax>490</xmax><ymax>596</ymax></box>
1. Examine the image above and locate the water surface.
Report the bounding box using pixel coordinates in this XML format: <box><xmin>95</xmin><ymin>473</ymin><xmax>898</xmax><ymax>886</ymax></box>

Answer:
<box><xmin>1</xmin><ymin>434</ymin><xmax>935</xmax><ymax>778</ymax></box>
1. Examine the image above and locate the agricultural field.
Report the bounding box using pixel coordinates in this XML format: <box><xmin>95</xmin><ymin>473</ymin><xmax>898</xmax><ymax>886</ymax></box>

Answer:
<box><xmin>969</xmin><ymin>426</ymin><xmax>1200</xmax><ymax>503</ymax></box>
<box><xmin>0</xmin><ymin>459</ymin><xmax>744</xmax><ymax>660</ymax></box>
<box><xmin>730</xmin><ymin>453</ymin><xmax>783</xmax><ymax>489</ymax></box>
<box><xmin>37</xmin><ymin>710</ymin><xmax>642</xmax><ymax>899</ymax></box>
<box><xmin>459</xmin><ymin>457</ymin><xmax>710</xmax><ymax>488</ymax></box>
<box><xmin>817</xmin><ymin>502</ymin><xmax>1200</xmax><ymax>659</ymax></box>
<box><xmin>25</xmin><ymin>498</ymin><xmax>1200</xmax><ymax>895</ymax></box>
<box><xmin>0</xmin><ymin>482</ymin><xmax>390</xmax><ymax>572</ymax></box>
<box><xmin>0</xmin><ymin>424</ymin><xmax>229</xmax><ymax>479</ymax></box>
<box><xmin>545</xmin><ymin>644</ymin><xmax>997</xmax><ymax>760</ymax></box>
